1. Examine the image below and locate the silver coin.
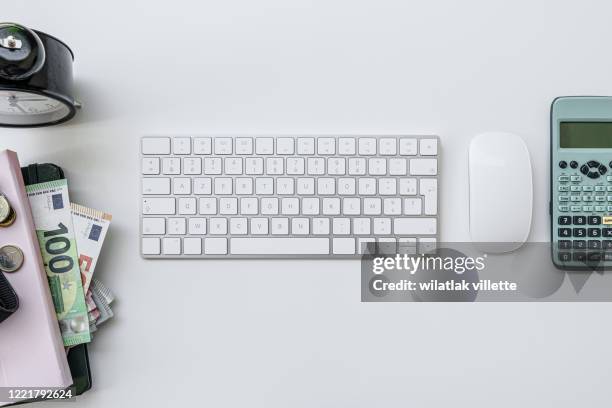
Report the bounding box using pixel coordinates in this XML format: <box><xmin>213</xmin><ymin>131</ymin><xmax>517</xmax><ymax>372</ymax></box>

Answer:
<box><xmin>0</xmin><ymin>195</ymin><xmax>11</xmax><ymax>224</ymax></box>
<box><xmin>0</xmin><ymin>245</ymin><xmax>24</xmax><ymax>273</ymax></box>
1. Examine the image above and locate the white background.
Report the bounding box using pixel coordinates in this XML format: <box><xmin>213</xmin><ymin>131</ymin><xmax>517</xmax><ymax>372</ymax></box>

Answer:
<box><xmin>4</xmin><ymin>0</ymin><xmax>612</xmax><ymax>406</ymax></box>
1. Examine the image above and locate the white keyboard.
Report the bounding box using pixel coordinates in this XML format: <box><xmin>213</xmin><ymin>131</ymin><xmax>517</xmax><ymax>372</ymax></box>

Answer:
<box><xmin>140</xmin><ymin>136</ymin><xmax>439</xmax><ymax>258</ymax></box>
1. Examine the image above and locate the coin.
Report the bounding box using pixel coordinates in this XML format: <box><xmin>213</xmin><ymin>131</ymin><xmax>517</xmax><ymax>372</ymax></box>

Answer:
<box><xmin>0</xmin><ymin>195</ymin><xmax>11</xmax><ymax>224</ymax></box>
<box><xmin>0</xmin><ymin>207</ymin><xmax>16</xmax><ymax>227</ymax></box>
<box><xmin>0</xmin><ymin>245</ymin><xmax>24</xmax><ymax>273</ymax></box>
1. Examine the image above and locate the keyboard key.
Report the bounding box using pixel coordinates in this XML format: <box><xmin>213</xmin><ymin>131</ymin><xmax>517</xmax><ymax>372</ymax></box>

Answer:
<box><xmin>379</xmin><ymin>138</ymin><xmax>397</xmax><ymax>155</ymax></box>
<box><xmin>240</xmin><ymin>198</ymin><xmax>258</xmax><ymax>215</ymax></box>
<box><xmin>328</xmin><ymin>158</ymin><xmax>346</xmax><ymax>175</ymax></box>
<box><xmin>317</xmin><ymin>138</ymin><xmax>336</xmax><ymax>155</ymax></box>
<box><xmin>404</xmin><ymin>198</ymin><xmax>422</xmax><ymax>215</ymax></box>
<box><xmin>214</xmin><ymin>178</ymin><xmax>233</xmax><ymax>195</ymax></box>
<box><xmin>142</xmin><ymin>218</ymin><xmax>165</xmax><ymax>235</ymax></box>
<box><xmin>297</xmin><ymin>138</ymin><xmax>315</xmax><ymax>155</ymax></box>
<box><xmin>173</xmin><ymin>137</ymin><xmax>191</xmax><ymax>154</ymax></box>
<box><xmin>399</xmin><ymin>138</ymin><xmax>417</xmax><ymax>155</ymax></box>
<box><xmin>368</xmin><ymin>158</ymin><xmax>387</xmax><ymax>175</ymax></box>
<box><xmin>322</xmin><ymin>198</ymin><xmax>341</xmax><ymax>215</ymax></box>
<box><xmin>193</xmin><ymin>178</ymin><xmax>212</xmax><ymax>195</ymax></box>
<box><xmin>231</xmin><ymin>238</ymin><xmax>330</xmax><ymax>255</ymax></box>
<box><xmin>210</xmin><ymin>218</ymin><xmax>228</xmax><ymax>234</ymax></box>
<box><xmin>162</xmin><ymin>158</ymin><xmax>180</xmax><ymax>174</ymax></box>
<box><xmin>193</xmin><ymin>138</ymin><xmax>212</xmax><ymax>154</ymax></box>
<box><xmin>343</xmin><ymin>198</ymin><xmax>361</xmax><ymax>215</ymax></box>
<box><xmin>353</xmin><ymin>218</ymin><xmax>371</xmax><ymax>235</ymax></box>
<box><xmin>142</xmin><ymin>137</ymin><xmax>170</xmax><ymax>154</ymax></box>
<box><xmin>230</xmin><ymin>218</ymin><xmax>248</xmax><ymax>234</ymax></box>
<box><xmin>245</xmin><ymin>158</ymin><xmax>264</xmax><ymax>175</ymax></box>
<box><xmin>142</xmin><ymin>158</ymin><xmax>160</xmax><ymax>175</ymax></box>
<box><xmin>364</xmin><ymin>198</ymin><xmax>382</xmax><ymax>215</ymax></box>
<box><xmin>219</xmin><ymin>198</ymin><xmax>238</xmax><ymax>215</ymax></box>
<box><xmin>419</xmin><ymin>138</ymin><xmax>438</xmax><ymax>156</ymax></box>
<box><xmin>183</xmin><ymin>158</ymin><xmax>202</xmax><ymax>175</ymax></box>
<box><xmin>224</xmin><ymin>157</ymin><xmax>243</xmax><ymax>175</ymax></box>
<box><xmin>255</xmin><ymin>178</ymin><xmax>274</xmax><ymax>195</ymax></box>
<box><xmin>389</xmin><ymin>159</ymin><xmax>407</xmax><ymax>175</ymax></box>
<box><xmin>235</xmin><ymin>138</ymin><xmax>253</xmax><ymax>154</ymax></box>
<box><xmin>373</xmin><ymin>218</ymin><xmax>392</xmax><ymax>235</ymax></box>
<box><xmin>358</xmin><ymin>138</ymin><xmax>377</xmax><ymax>155</ymax></box>
<box><xmin>261</xmin><ymin>197</ymin><xmax>279</xmax><ymax>214</ymax></box>
<box><xmin>142</xmin><ymin>178</ymin><xmax>170</xmax><ymax>195</ymax></box>
<box><xmin>256</xmin><ymin>138</ymin><xmax>274</xmax><ymax>154</ymax></box>
<box><xmin>286</xmin><ymin>158</ymin><xmax>305</xmax><ymax>175</ymax></box>
<box><xmin>313</xmin><ymin>218</ymin><xmax>330</xmax><ymax>234</ymax></box>
<box><xmin>178</xmin><ymin>197</ymin><xmax>196</xmax><ymax>215</ymax></box>
<box><xmin>188</xmin><ymin>218</ymin><xmax>207</xmax><ymax>234</ymax></box>
<box><xmin>332</xmin><ymin>218</ymin><xmax>350</xmax><ymax>235</ymax></box>
<box><xmin>204</xmin><ymin>238</ymin><xmax>228</xmax><ymax>255</ymax></box>
<box><xmin>297</xmin><ymin>178</ymin><xmax>315</xmax><ymax>195</ymax></box>
<box><xmin>214</xmin><ymin>137</ymin><xmax>233</xmax><ymax>154</ymax></box>
<box><xmin>410</xmin><ymin>159</ymin><xmax>437</xmax><ymax>176</ymax></box>
<box><xmin>282</xmin><ymin>198</ymin><xmax>300</xmax><ymax>215</ymax></box>
<box><xmin>420</xmin><ymin>179</ymin><xmax>438</xmax><ymax>215</ymax></box>
<box><xmin>292</xmin><ymin>218</ymin><xmax>310</xmax><ymax>235</ymax></box>
<box><xmin>333</xmin><ymin>238</ymin><xmax>355</xmax><ymax>254</ymax></box>
<box><xmin>203</xmin><ymin>158</ymin><xmax>222</xmax><ymax>174</ymax></box>
<box><xmin>199</xmin><ymin>198</ymin><xmax>217</xmax><ymax>215</ymax></box>
<box><xmin>162</xmin><ymin>238</ymin><xmax>181</xmax><ymax>255</ymax></box>
<box><xmin>142</xmin><ymin>198</ymin><xmax>175</xmax><ymax>215</ymax></box>
<box><xmin>383</xmin><ymin>198</ymin><xmax>402</xmax><ymax>215</ymax></box>
<box><xmin>338</xmin><ymin>138</ymin><xmax>356</xmax><ymax>155</ymax></box>
<box><xmin>399</xmin><ymin>178</ymin><xmax>417</xmax><ymax>195</ymax></box>
<box><xmin>338</xmin><ymin>178</ymin><xmax>356</xmax><ymax>195</ymax></box>
<box><xmin>379</xmin><ymin>178</ymin><xmax>397</xmax><ymax>195</ymax></box>
<box><xmin>266</xmin><ymin>158</ymin><xmax>284</xmax><ymax>175</ymax></box>
<box><xmin>358</xmin><ymin>178</ymin><xmax>376</xmax><ymax>195</ymax></box>
<box><xmin>277</xmin><ymin>138</ymin><xmax>295</xmax><ymax>155</ymax></box>
<box><xmin>317</xmin><ymin>178</ymin><xmax>336</xmax><ymax>195</ymax></box>
<box><xmin>142</xmin><ymin>237</ymin><xmax>161</xmax><ymax>255</ymax></box>
<box><xmin>184</xmin><ymin>238</ymin><xmax>202</xmax><ymax>255</ymax></box>
<box><xmin>235</xmin><ymin>178</ymin><xmax>253</xmax><ymax>195</ymax></box>
<box><xmin>271</xmin><ymin>218</ymin><xmax>289</xmax><ymax>235</ymax></box>
<box><xmin>348</xmin><ymin>158</ymin><xmax>366</xmax><ymax>175</ymax></box>
<box><xmin>167</xmin><ymin>218</ymin><xmax>186</xmax><ymax>235</ymax></box>
<box><xmin>302</xmin><ymin>198</ymin><xmax>320</xmax><ymax>215</ymax></box>
<box><xmin>394</xmin><ymin>218</ymin><xmax>436</xmax><ymax>235</ymax></box>
<box><xmin>251</xmin><ymin>218</ymin><xmax>269</xmax><ymax>234</ymax></box>
<box><xmin>173</xmin><ymin>178</ymin><xmax>191</xmax><ymax>195</ymax></box>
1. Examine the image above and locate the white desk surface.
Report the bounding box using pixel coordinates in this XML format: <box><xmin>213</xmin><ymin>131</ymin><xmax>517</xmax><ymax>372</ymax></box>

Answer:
<box><xmin>5</xmin><ymin>1</ymin><xmax>612</xmax><ymax>406</ymax></box>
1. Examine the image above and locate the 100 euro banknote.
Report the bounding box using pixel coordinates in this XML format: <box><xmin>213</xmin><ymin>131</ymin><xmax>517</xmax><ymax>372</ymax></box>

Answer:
<box><xmin>26</xmin><ymin>179</ymin><xmax>91</xmax><ymax>346</ymax></box>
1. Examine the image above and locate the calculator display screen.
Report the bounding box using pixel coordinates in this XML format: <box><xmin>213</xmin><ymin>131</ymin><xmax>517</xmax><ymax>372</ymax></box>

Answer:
<box><xmin>560</xmin><ymin>122</ymin><xmax>612</xmax><ymax>148</ymax></box>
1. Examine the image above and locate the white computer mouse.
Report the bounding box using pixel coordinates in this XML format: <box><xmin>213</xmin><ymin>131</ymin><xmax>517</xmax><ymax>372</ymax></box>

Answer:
<box><xmin>469</xmin><ymin>132</ymin><xmax>533</xmax><ymax>253</ymax></box>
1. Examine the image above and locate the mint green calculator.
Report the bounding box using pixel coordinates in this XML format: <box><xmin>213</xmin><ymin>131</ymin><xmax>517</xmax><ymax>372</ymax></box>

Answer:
<box><xmin>552</xmin><ymin>96</ymin><xmax>612</xmax><ymax>269</ymax></box>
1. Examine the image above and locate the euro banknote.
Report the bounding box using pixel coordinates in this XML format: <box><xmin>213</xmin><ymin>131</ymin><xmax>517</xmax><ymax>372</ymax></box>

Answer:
<box><xmin>71</xmin><ymin>203</ymin><xmax>112</xmax><ymax>293</ymax></box>
<box><xmin>26</xmin><ymin>179</ymin><xmax>91</xmax><ymax>346</ymax></box>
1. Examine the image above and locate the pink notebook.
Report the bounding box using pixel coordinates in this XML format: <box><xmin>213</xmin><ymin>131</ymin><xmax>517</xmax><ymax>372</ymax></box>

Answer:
<box><xmin>0</xmin><ymin>150</ymin><xmax>72</xmax><ymax>406</ymax></box>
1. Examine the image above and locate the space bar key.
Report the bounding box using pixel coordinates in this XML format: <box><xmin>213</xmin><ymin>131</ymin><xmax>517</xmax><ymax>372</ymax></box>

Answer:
<box><xmin>231</xmin><ymin>238</ymin><xmax>330</xmax><ymax>255</ymax></box>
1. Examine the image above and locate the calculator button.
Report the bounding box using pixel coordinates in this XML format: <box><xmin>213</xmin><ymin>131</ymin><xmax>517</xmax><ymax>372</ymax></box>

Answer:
<box><xmin>596</xmin><ymin>196</ymin><xmax>606</xmax><ymax>202</ymax></box>
<box><xmin>582</xmin><ymin>196</ymin><xmax>593</xmax><ymax>202</ymax></box>
<box><xmin>559</xmin><ymin>161</ymin><xmax>568</xmax><ymax>169</ymax></box>
<box><xmin>559</xmin><ymin>196</ymin><xmax>569</xmax><ymax>202</ymax></box>
<box><xmin>559</xmin><ymin>205</ymin><xmax>570</xmax><ymax>212</ymax></box>
<box><xmin>608</xmin><ymin>196</ymin><xmax>612</xmax><ymax>201</ymax></box>
<box><xmin>559</xmin><ymin>216</ymin><xmax>572</xmax><ymax>225</ymax></box>
<box><xmin>588</xmin><ymin>228</ymin><xmax>601</xmax><ymax>237</ymax></box>
<box><xmin>571</xmin><ymin>196</ymin><xmax>581</xmax><ymax>202</ymax></box>
<box><xmin>583</xmin><ymin>186</ymin><xmax>594</xmax><ymax>192</ymax></box>
<box><xmin>558</xmin><ymin>228</ymin><xmax>571</xmax><ymax>237</ymax></box>
<box><xmin>600</xmin><ymin>165</ymin><xmax>608</xmax><ymax>175</ymax></box>
<box><xmin>604</xmin><ymin>228</ymin><xmax>612</xmax><ymax>237</ymax></box>
<box><xmin>604</xmin><ymin>240</ymin><xmax>612</xmax><ymax>249</ymax></box>
<box><xmin>588</xmin><ymin>171</ymin><xmax>600</xmax><ymax>179</ymax></box>
<box><xmin>596</xmin><ymin>185</ymin><xmax>606</xmax><ymax>192</ymax></box>
<box><xmin>571</xmin><ymin>186</ymin><xmax>581</xmax><ymax>192</ymax></box>
<box><xmin>588</xmin><ymin>216</ymin><xmax>601</xmax><ymax>225</ymax></box>
<box><xmin>607</xmin><ymin>176</ymin><xmax>612</xmax><ymax>182</ymax></box>
<box><xmin>570</xmin><ymin>161</ymin><xmax>579</xmax><ymax>169</ymax></box>
<box><xmin>596</xmin><ymin>206</ymin><xmax>606</xmax><ymax>212</ymax></box>
<box><xmin>573</xmin><ymin>228</ymin><xmax>586</xmax><ymax>237</ymax></box>
<box><xmin>558</xmin><ymin>240</ymin><xmax>572</xmax><ymax>250</ymax></box>
<box><xmin>573</xmin><ymin>252</ymin><xmax>587</xmax><ymax>262</ymax></box>
<box><xmin>571</xmin><ymin>206</ymin><xmax>581</xmax><ymax>211</ymax></box>
<box><xmin>558</xmin><ymin>186</ymin><xmax>570</xmax><ymax>192</ymax></box>
<box><xmin>588</xmin><ymin>240</ymin><xmax>602</xmax><ymax>249</ymax></box>
<box><xmin>570</xmin><ymin>175</ymin><xmax>582</xmax><ymax>182</ymax></box>
<box><xmin>558</xmin><ymin>252</ymin><xmax>572</xmax><ymax>262</ymax></box>
<box><xmin>573</xmin><ymin>216</ymin><xmax>586</xmax><ymax>225</ymax></box>
<box><xmin>580</xmin><ymin>165</ymin><xmax>589</xmax><ymax>175</ymax></box>
<box><xmin>573</xmin><ymin>240</ymin><xmax>587</xmax><ymax>250</ymax></box>
<box><xmin>588</xmin><ymin>252</ymin><xmax>602</xmax><ymax>262</ymax></box>
<box><xmin>559</xmin><ymin>175</ymin><xmax>570</xmax><ymax>182</ymax></box>
<box><xmin>588</xmin><ymin>160</ymin><xmax>601</xmax><ymax>168</ymax></box>
<box><xmin>583</xmin><ymin>206</ymin><xmax>593</xmax><ymax>212</ymax></box>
